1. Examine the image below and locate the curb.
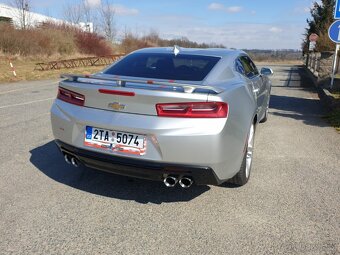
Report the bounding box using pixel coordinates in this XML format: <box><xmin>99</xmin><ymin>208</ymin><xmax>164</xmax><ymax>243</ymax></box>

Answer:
<box><xmin>303</xmin><ymin>66</ymin><xmax>339</xmax><ymax>110</ymax></box>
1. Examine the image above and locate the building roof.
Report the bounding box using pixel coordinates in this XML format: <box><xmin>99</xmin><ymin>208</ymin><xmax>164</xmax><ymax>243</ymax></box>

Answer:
<box><xmin>0</xmin><ymin>3</ymin><xmax>65</xmax><ymax>28</ymax></box>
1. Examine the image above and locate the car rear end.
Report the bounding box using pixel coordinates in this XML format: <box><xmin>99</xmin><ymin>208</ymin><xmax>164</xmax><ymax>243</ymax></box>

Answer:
<box><xmin>50</xmin><ymin>48</ymin><xmax>245</xmax><ymax>186</ymax></box>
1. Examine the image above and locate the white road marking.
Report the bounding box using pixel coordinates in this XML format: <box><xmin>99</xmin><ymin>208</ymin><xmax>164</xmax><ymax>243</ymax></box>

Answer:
<box><xmin>0</xmin><ymin>97</ymin><xmax>55</xmax><ymax>109</ymax></box>
<box><xmin>0</xmin><ymin>81</ymin><xmax>59</xmax><ymax>95</ymax></box>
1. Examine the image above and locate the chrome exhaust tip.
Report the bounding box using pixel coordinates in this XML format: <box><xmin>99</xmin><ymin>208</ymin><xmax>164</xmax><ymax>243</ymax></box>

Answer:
<box><xmin>163</xmin><ymin>175</ymin><xmax>178</xmax><ymax>187</ymax></box>
<box><xmin>70</xmin><ymin>157</ymin><xmax>79</xmax><ymax>167</ymax></box>
<box><xmin>179</xmin><ymin>177</ymin><xmax>193</xmax><ymax>188</ymax></box>
<box><xmin>64</xmin><ymin>154</ymin><xmax>71</xmax><ymax>164</ymax></box>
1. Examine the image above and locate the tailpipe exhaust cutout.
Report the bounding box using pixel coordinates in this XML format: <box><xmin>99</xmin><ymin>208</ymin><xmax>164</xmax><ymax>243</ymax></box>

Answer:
<box><xmin>64</xmin><ymin>153</ymin><xmax>79</xmax><ymax>168</ymax></box>
<box><xmin>71</xmin><ymin>157</ymin><xmax>79</xmax><ymax>167</ymax></box>
<box><xmin>64</xmin><ymin>154</ymin><xmax>71</xmax><ymax>164</ymax></box>
<box><xmin>163</xmin><ymin>175</ymin><xmax>178</xmax><ymax>187</ymax></box>
<box><xmin>179</xmin><ymin>177</ymin><xmax>193</xmax><ymax>188</ymax></box>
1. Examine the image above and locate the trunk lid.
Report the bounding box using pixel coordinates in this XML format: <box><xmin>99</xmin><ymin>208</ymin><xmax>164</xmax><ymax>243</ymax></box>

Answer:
<box><xmin>58</xmin><ymin>75</ymin><xmax>219</xmax><ymax>116</ymax></box>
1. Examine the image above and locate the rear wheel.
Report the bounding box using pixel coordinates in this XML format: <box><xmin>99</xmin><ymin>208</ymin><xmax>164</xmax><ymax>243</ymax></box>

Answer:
<box><xmin>260</xmin><ymin>107</ymin><xmax>269</xmax><ymax>123</ymax></box>
<box><xmin>260</xmin><ymin>95</ymin><xmax>270</xmax><ymax>123</ymax></box>
<box><xmin>228</xmin><ymin>123</ymin><xmax>255</xmax><ymax>186</ymax></box>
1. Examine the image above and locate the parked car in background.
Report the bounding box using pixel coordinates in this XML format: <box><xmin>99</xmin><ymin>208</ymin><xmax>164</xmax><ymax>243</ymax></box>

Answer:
<box><xmin>50</xmin><ymin>47</ymin><xmax>273</xmax><ymax>188</ymax></box>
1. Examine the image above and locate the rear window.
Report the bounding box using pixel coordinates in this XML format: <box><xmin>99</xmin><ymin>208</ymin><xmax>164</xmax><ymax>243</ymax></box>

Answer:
<box><xmin>104</xmin><ymin>53</ymin><xmax>221</xmax><ymax>81</ymax></box>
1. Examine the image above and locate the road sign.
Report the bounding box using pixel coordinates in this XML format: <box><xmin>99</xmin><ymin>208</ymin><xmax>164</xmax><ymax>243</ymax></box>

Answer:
<box><xmin>335</xmin><ymin>0</ymin><xmax>340</xmax><ymax>19</ymax></box>
<box><xmin>309</xmin><ymin>33</ymin><xmax>319</xmax><ymax>42</ymax></box>
<box><xmin>328</xmin><ymin>20</ymin><xmax>340</xmax><ymax>43</ymax></box>
<box><xmin>309</xmin><ymin>41</ymin><xmax>316</xmax><ymax>51</ymax></box>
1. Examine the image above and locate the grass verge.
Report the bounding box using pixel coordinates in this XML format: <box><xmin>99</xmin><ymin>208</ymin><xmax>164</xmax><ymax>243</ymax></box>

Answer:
<box><xmin>323</xmin><ymin>91</ymin><xmax>340</xmax><ymax>132</ymax></box>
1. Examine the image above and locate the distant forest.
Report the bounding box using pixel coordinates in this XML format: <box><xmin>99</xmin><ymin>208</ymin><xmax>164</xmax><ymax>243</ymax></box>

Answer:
<box><xmin>245</xmin><ymin>49</ymin><xmax>303</xmax><ymax>62</ymax></box>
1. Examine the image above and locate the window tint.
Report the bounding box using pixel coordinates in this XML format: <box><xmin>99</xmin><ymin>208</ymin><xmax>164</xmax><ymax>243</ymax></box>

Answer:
<box><xmin>235</xmin><ymin>59</ymin><xmax>245</xmax><ymax>75</ymax></box>
<box><xmin>239</xmin><ymin>56</ymin><xmax>259</xmax><ymax>78</ymax></box>
<box><xmin>104</xmin><ymin>53</ymin><xmax>221</xmax><ymax>81</ymax></box>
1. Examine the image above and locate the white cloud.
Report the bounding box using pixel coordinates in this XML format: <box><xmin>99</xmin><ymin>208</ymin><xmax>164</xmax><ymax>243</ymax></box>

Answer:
<box><xmin>208</xmin><ymin>3</ymin><xmax>225</xmax><ymax>11</ymax></box>
<box><xmin>122</xmin><ymin>11</ymin><xmax>304</xmax><ymax>49</ymax></box>
<box><xmin>227</xmin><ymin>6</ymin><xmax>243</xmax><ymax>13</ymax></box>
<box><xmin>84</xmin><ymin>0</ymin><xmax>101</xmax><ymax>7</ymax></box>
<box><xmin>208</xmin><ymin>3</ymin><xmax>243</xmax><ymax>13</ymax></box>
<box><xmin>158</xmin><ymin>23</ymin><xmax>302</xmax><ymax>49</ymax></box>
<box><xmin>269</xmin><ymin>27</ymin><xmax>283</xmax><ymax>33</ymax></box>
<box><xmin>111</xmin><ymin>4</ymin><xmax>139</xmax><ymax>16</ymax></box>
<box><xmin>294</xmin><ymin>6</ymin><xmax>310</xmax><ymax>13</ymax></box>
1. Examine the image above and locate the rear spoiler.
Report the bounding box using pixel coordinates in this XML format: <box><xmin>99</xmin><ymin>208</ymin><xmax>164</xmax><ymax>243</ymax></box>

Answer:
<box><xmin>60</xmin><ymin>74</ymin><xmax>222</xmax><ymax>94</ymax></box>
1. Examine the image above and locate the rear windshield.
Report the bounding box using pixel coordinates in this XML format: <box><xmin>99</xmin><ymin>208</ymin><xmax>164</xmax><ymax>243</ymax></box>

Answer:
<box><xmin>104</xmin><ymin>53</ymin><xmax>220</xmax><ymax>81</ymax></box>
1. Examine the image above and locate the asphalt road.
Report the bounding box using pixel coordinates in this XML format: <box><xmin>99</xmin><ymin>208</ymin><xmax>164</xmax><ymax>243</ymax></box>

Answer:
<box><xmin>0</xmin><ymin>66</ymin><xmax>339</xmax><ymax>255</ymax></box>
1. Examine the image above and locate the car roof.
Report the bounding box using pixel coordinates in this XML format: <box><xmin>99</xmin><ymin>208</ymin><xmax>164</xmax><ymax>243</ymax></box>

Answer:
<box><xmin>132</xmin><ymin>47</ymin><xmax>245</xmax><ymax>59</ymax></box>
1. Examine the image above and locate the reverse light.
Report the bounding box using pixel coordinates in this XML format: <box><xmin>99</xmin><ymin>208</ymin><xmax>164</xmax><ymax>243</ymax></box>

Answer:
<box><xmin>57</xmin><ymin>87</ymin><xmax>85</xmax><ymax>106</ymax></box>
<box><xmin>156</xmin><ymin>102</ymin><xmax>228</xmax><ymax>118</ymax></box>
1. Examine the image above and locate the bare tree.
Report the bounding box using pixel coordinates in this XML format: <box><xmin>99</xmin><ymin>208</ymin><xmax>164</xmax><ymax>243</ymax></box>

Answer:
<box><xmin>63</xmin><ymin>1</ymin><xmax>83</xmax><ymax>24</ymax></box>
<box><xmin>63</xmin><ymin>0</ymin><xmax>98</xmax><ymax>33</ymax></box>
<box><xmin>8</xmin><ymin>0</ymin><xmax>32</xmax><ymax>29</ymax></box>
<box><xmin>83</xmin><ymin>0</ymin><xmax>100</xmax><ymax>33</ymax></box>
<box><xmin>98</xmin><ymin>0</ymin><xmax>116</xmax><ymax>41</ymax></box>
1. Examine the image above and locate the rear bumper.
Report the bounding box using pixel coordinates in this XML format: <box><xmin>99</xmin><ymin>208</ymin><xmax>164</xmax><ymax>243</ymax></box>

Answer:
<box><xmin>55</xmin><ymin>140</ymin><xmax>223</xmax><ymax>185</ymax></box>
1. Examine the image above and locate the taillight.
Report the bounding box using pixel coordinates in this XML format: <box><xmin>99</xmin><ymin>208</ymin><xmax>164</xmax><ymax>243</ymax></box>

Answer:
<box><xmin>156</xmin><ymin>102</ymin><xmax>228</xmax><ymax>118</ymax></box>
<box><xmin>57</xmin><ymin>87</ymin><xmax>85</xmax><ymax>106</ymax></box>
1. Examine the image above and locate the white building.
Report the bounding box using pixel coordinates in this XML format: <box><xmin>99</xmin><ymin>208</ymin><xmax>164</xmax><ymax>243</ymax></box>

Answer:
<box><xmin>0</xmin><ymin>3</ymin><xmax>93</xmax><ymax>32</ymax></box>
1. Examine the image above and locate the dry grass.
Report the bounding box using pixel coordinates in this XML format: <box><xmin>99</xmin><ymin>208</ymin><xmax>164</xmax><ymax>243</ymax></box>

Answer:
<box><xmin>0</xmin><ymin>58</ymin><xmax>105</xmax><ymax>83</ymax></box>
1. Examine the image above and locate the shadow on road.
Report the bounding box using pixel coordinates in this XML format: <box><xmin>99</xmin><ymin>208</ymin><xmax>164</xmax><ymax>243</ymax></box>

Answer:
<box><xmin>29</xmin><ymin>141</ymin><xmax>210</xmax><ymax>204</ymax></box>
<box><xmin>269</xmin><ymin>94</ymin><xmax>328</xmax><ymax>127</ymax></box>
<box><xmin>268</xmin><ymin>66</ymin><xmax>329</xmax><ymax>128</ymax></box>
<box><xmin>271</xmin><ymin>66</ymin><xmax>316</xmax><ymax>88</ymax></box>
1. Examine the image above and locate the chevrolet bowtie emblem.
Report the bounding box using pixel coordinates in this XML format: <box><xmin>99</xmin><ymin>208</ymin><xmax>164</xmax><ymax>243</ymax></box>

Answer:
<box><xmin>108</xmin><ymin>102</ymin><xmax>125</xmax><ymax>110</ymax></box>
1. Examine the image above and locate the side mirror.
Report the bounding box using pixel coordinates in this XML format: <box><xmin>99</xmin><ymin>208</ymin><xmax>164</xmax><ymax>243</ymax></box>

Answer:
<box><xmin>260</xmin><ymin>67</ymin><xmax>274</xmax><ymax>76</ymax></box>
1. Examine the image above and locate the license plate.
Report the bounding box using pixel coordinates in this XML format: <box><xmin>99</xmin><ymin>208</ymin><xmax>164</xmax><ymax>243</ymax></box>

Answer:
<box><xmin>84</xmin><ymin>126</ymin><xmax>146</xmax><ymax>155</ymax></box>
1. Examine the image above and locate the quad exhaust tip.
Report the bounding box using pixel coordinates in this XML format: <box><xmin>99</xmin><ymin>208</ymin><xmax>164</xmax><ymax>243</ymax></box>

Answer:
<box><xmin>64</xmin><ymin>154</ymin><xmax>71</xmax><ymax>164</ymax></box>
<box><xmin>71</xmin><ymin>157</ymin><xmax>79</xmax><ymax>167</ymax></box>
<box><xmin>163</xmin><ymin>175</ymin><xmax>194</xmax><ymax>188</ymax></box>
<box><xmin>64</xmin><ymin>153</ymin><xmax>79</xmax><ymax>168</ymax></box>
<box><xmin>163</xmin><ymin>175</ymin><xmax>178</xmax><ymax>187</ymax></box>
<box><xmin>179</xmin><ymin>176</ymin><xmax>193</xmax><ymax>188</ymax></box>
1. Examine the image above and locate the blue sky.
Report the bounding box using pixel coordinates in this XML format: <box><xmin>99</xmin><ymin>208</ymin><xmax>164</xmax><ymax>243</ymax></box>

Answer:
<box><xmin>3</xmin><ymin>0</ymin><xmax>318</xmax><ymax>49</ymax></box>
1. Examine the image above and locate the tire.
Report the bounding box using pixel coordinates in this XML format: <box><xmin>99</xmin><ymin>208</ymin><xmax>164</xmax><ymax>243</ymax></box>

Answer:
<box><xmin>260</xmin><ymin>94</ymin><xmax>270</xmax><ymax>123</ymax></box>
<box><xmin>228</xmin><ymin>123</ymin><xmax>255</xmax><ymax>186</ymax></box>
<box><xmin>260</xmin><ymin>107</ymin><xmax>268</xmax><ymax>123</ymax></box>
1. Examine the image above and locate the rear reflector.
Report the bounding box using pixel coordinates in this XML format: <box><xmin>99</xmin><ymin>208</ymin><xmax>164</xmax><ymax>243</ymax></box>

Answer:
<box><xmin>156</xmin><ymin>102</ymin><xmax>228</xmax><ymax>118</ymax></box>
<box><xmin>57</xmin><ymin>87</ymin><xmax>85</xmax><ymax>106</ymax></box>
<box><xmin>98</xmin><ymin>89</ymin><xmax>135</xmax><ymax>97</ymax></box>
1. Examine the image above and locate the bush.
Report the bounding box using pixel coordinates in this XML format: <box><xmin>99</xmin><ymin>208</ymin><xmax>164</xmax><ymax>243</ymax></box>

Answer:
<box><xmin>316</xmin><ymin>32</ymin><xmax>335</xmax><ymax>52</ymax></box>
<box><xmin>75</xmin><ymin>32</ymin><xmax>113</xmax><ymax>56</ymax></box>
<box><xmin>0</xmin><ymin>22</ymin><xmax>113</xmax><ymax>57</ymax></box>
<box><xmin>0</xmin><ymin>23</ymin><xmax>77</xmax><ymax>56</ymax></box>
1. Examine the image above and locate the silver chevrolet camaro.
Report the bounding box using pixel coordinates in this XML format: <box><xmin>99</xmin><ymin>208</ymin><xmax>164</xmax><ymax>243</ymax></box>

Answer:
<box><xmin>50</xmin><ymin>47</ymin><xmax>273</xmax><ymax>188</ymax></box>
